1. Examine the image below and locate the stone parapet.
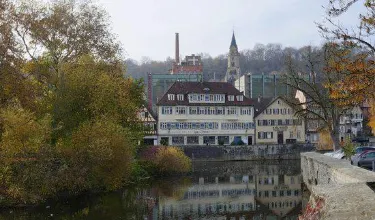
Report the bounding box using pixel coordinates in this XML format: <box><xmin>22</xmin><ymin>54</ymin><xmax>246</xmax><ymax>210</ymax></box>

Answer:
<box><xmin>301</xmin><ymin>152</ymin><xmax>375</xmax><ymax>219</ymax></box>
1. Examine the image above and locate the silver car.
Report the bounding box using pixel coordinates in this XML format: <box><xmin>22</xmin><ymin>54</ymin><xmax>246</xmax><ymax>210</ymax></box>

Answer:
<box><xmin>350</xmin><ymin>146</ymin><xmax>375</xmax><ymax>164</ymax></box>
<box><xmin>352</xmin><ymin>150</ymin><xmax>375</xmax><ymax>169</ymax></box>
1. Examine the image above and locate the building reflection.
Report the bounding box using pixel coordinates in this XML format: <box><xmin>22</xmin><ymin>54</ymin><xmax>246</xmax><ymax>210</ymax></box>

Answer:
<box><xmin>137</xmin><ymin>161</ymin><xmax>302</xmax><ymax>220</ymax></box>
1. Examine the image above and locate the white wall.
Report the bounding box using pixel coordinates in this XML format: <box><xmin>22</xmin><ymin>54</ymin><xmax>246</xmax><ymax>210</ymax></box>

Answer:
<box><xmin>255</xmin><ymin>98</ymin><xmax>305</xmax><ymax>144</ymax></box>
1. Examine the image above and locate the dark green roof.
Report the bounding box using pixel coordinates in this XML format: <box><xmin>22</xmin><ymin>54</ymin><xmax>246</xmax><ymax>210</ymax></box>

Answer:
<box><xmin>230</xmin><ymin>32</ymin><xmax>237</xmax><ymax>49</ymax></box>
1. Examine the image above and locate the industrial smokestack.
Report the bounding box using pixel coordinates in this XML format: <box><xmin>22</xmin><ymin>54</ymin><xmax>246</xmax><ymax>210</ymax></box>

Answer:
<box><xmin>175</xmin><ymin>33</ymin><xmax>180</xmax><ymax>64</ymax></box>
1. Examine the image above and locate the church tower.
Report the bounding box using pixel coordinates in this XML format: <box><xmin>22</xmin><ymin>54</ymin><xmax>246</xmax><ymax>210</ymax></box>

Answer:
<box><xmin>225</xmin><ymin>32</ymin><xmax>240</xmax><ymax>84</ymax></box>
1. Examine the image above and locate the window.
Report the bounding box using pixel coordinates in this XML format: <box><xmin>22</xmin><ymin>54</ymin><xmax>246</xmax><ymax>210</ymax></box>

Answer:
<box><xmin>236</xmin><ymin>95</ymin><xmax>243</xmax><ymax>101</ymax></box>
<box><xmin>287</xmin><ymin>190</ymin><xmax>292</xmax><ymax>196</ymax></box>
<box><xmin>290</xmin><ymin>131</ymin><xmax>294</xmax><ymax>138</ymax></box>
<box><xmin>241</xmin><ymin>108</ymin><xmax>251</xmax><ymax>115</ymax></box>
<box><xmin>160</xmin><ymin>123</ymin><xmax>167</xmax><ymax>129</ymax></box>
<box><xmin>285</xmin><ymin>119</ymin><xmax>290</xmax><ymax>125</ymax></box>
<box><xmin>217</xmin><ymin>107</ymin><xmax>224</xmax><ymax>115</ymax></box>
<box><xmin>198</xmin><ymin>107</ymin><xmax>205</xmax><ymax>115</ymax></box>
<box><xmin>272</xmin><ymin>191</ymin><xmax>277</xmax><ymax>197</ymax></box>
<box><xmin>278</xmin><ymin>119</ymin><xmax>283</xmax><ymax>125</ymax></box>
<box><xmin>297</xmin><ymin>130</ymin><xmax>301</xmax><ymax>139</ymax></box>
<box><xmin>273</xmin><ymin>109</ymin><xmax>279</xmax><ymax>114</ymax></box>
<box><xmin>167</xmin><ymin>94</ymin><xmax>175</xmax><ymax>101</ymax></box>
<box><xmin>218</xmin><ymin>136</ymin><xmax>229</xmax><ymax>145</ymax></box>
<box><xmin>228</xmin><ymin>95</ymin><xmax>234</xmax><ymax>101</ymax></box>
<box><xmin>280</xmin><ymin>190</ymin><xmax>284</xmax><ymax>197</ymax></box>
<box><xmin>203</xmin><ymin>136</ymin><xmax>215</xmax><ymax>144</ymax></box>
<box><xmin>227</xmin><ymin>107</ymin><xmax>237</xmax><ymax>115</ymax></box>
<box><xmin>270</xmin><ymin>120</ymin><xmax>275</xmax><ymax>126</ymax></box>
<box><xmin>172</xmin><ymin>136</ymin><xmax>184</xmax><ymax>145</ymax></box>
<box><xmin>177</xmin><ymin>94</ymin><xmax>184</xmax><ymax>101</ymax></box>
<box><xmin>287</xmin><ymin>108</ymin><xmax>291</xmax><ymax>114</ymax></box>
<box><xmin>176</xmin><ymin>106</ymin><xmax>186</xmax><ymax>115</ymax></box>
<box><xmin>294</xmin><ymin>190</ymin><xmax>299</xmax><ymax>196</ymax></box>
<box><xmin>263</xmin><ymin>120</ymin><xmax>268</xmax><ymax>126</ymax></box>
<box><xmin>189</xmin><ymin>107</ymin><xmax>197</xmax><ymax>115</ymax></box>
<box><xmin>258</xmin><ymin>132</ymin><xmax>273</xmax><ymax>139</ymax></box>
<box><xmin>161</xmin><ymin>106</ymin><xmax>173</xmax><ymax>114</ymax></box>
<box><xmin>187</xmin><ymin>136</ymin><xmax>199</xmax><ymax>144</ymax></box>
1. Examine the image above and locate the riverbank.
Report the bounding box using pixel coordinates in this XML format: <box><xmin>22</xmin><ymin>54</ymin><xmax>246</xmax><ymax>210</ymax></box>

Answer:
<box><xmin>0</xmin><ymin>160</ymin><xmax>303</xmax><ymax>219</ymax></box>
<box><xmin>182</xmin><ymin>144</ymin><xmax>315</xmax><ymax>161</ymax></box>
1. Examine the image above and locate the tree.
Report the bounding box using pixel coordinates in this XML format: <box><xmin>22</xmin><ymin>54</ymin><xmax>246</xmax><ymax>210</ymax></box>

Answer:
<box><xmin>319</xmin><ymin>0</ymin><xmax>375</xmax><ymax>133</ymax></box>
<box><xmin>284</xmin><ymin>45</ymin><xmax>351</xmax><ymax>150</ymax></box>
<box><xmin>12</xmin><ymin>0</ymin><xmax>122</xmax><ymax>85</ymax></box>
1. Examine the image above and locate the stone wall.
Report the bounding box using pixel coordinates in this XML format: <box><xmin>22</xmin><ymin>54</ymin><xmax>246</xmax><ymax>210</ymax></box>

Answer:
<box><xmin>301</xmin><ymin>152</ymin><xmax>375</xmax><ymax>219</ymax></box>
<box><xmin>181</xmin><ymin>144</ymin><xmax>315</xmax><ymax>161</ymax></box>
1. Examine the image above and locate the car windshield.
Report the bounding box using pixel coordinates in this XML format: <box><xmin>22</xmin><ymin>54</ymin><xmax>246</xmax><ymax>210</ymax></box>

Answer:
<box><xmin>356</xmin><ymin>147</ymin><xmax>375</xmax><ymax>154</ymax></box>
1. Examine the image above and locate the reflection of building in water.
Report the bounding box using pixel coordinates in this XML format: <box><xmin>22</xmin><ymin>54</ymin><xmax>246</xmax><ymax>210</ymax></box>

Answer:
<box><xmin>155</xmin><ymin>174</ymin><xmax>302</xmax><ymax>219</ymax></box>
<box><xmin>256</xmin><ymin>174</ymin><xmax>302</xmax><ymax>217</ymax></box>
<box><xmin>160</xmin><ymin>175</ymin><xmax>256</xmax><ymax>219</ymax></box>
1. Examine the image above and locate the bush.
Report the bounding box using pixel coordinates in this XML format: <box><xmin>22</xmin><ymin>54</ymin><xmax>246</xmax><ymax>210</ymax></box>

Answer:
<box><xmin>139</xmin><ymin>146</ymin><xmax>191</xmax><ymax>175</ymax></box>
<box><xmin>342</xmin><ymin>138</ymin><xmax>357</xmax><ymax>159</ymax></box>
<box><xmin>154</xmin><ymin>147</ymin><xmax>191</xmax><ymax>173</ymax></box>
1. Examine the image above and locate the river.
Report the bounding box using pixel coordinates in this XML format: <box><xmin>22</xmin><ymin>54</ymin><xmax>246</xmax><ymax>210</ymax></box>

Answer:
<box><xmin>0</xmin><ymin>160</ymin><xmax>303</xmax><ymax>220</ymax></box>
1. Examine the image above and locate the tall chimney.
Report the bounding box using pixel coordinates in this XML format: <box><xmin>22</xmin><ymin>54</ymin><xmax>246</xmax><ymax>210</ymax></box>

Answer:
<box><xmin>175</xmin><ymin>33</ymin><xmax>180</xmax><ymax>64</ymax></box>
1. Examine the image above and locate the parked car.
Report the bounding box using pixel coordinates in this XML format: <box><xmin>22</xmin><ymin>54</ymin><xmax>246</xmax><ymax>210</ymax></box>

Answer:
<box><xmin>352</xmin><ymin>150</ymin><xmax>375</xmax><ymax>169</ymax></box>
<box><xmin>324</xmin><ymin>149</ymin><xmax>345</xmax><ymax>159</ymax></box>
<box><xmin>350</xmin><ymin>146</ymin><xmax>375</xmax><ymax>164</ymax></box>
<box><xmin>332</xmin><ymin>149</ymin><xmax>345</xmax><ymax>159</ymax></box>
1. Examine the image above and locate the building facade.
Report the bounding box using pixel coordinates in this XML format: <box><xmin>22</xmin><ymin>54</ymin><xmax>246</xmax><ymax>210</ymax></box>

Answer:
<box><xmin>157</xmin><ymin>82</ymin><xmax>255</xmax><ymax>146</ymax></box>
<box><xmin>252</xmin><ymin>97</ymin><xmax>305</xmax><ymax>144</ymax></box>
<box><xmin>137</xmin><ymin>106</ymin><xmax>158</xmax><ymax>145</ymax></box>
<box><xmin>339</xmin><ymin>106</ymin><xmax>364</xmax><ymax>142</ymax></box>
<box><xmin>235</xmin><ymin>73</ymin><xmax>292</xmax><ymax>99</ymax></box>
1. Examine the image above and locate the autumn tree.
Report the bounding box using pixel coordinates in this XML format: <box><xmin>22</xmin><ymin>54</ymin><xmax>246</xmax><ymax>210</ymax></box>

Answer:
<box><xmin>284</xmin><ymin>45</ymin><xmax>351</xmax><ymax>150</ymax></box>
<box><xmin>319</xmin><ymin>0</ymin><xmax>375</xmax><ymax>133</ymax></box>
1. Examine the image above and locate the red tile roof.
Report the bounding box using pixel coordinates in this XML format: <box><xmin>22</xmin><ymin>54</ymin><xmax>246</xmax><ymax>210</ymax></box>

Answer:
<box><xmin>156</xmin><ymin>82</ymin><xmax>254</xmax><ymax>106</ymax></box>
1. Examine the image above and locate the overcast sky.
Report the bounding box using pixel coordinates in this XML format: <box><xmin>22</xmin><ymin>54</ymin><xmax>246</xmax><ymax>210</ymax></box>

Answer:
<box><xmin>98</xmin><ymin>0</ymin><xmax>363</xmax><ymax>62</ymax></box>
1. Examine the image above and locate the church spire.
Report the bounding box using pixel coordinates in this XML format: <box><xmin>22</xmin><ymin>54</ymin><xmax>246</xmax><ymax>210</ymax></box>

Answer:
<box><xmin>230</xmin><ymin>31</ymin><xmax>237</xmax><ymax>49</ymax></box>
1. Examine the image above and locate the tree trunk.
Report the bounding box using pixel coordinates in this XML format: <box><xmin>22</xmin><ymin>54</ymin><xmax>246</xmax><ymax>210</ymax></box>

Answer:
<box><xmin>330</xmin><ymin>125</ymin><xmax>341</xmax><ymax>151</ymax></box>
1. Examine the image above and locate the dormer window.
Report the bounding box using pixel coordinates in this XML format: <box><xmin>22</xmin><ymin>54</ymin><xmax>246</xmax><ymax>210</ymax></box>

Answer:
<box><xmin>167</xmin><ymin>94</ymin><xmax>175</xmax><ymax>101</ymax></box>
<box><xmin>236</xmin><ymin>95</ymin><xmax>243</xmax><ymax>101</ymax></box>
<box><xmin>228</xmin><ymin>95</ymin><xmax>234</xmax><ymax>101</ymax></box>
<box><xmin>177</xmin><ymin>94</ymin><xmax>184</xmax><ymax>101</ymax></box>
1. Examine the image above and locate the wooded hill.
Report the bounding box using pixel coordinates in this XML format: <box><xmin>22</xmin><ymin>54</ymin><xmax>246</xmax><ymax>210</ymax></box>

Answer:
<box><xmin>125</xmin><ymin>43</ymin><xmax>325</xmax><ymax>81</ymax></box>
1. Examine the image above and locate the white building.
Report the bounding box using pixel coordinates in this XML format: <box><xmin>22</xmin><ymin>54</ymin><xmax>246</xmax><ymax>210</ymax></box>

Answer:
<box><xmin>157</xmin><ymin>82</ymin><xmax>255</xmax><ymax>146</ymax></box>
<box><xmin>252</xmin><ymin>97</ymin><xmax>305</xmax><ymax>144</ymax></box>
<box><xmin>339</xmin><ymin>106</ymin><xmax>364</xmax><ymax>142</ymax></box>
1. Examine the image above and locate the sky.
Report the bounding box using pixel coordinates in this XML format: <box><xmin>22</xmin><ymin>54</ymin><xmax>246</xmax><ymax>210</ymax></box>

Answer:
<box><xmin>98</xmin><ymin>0</ymin><xmax>364</xmax><ymax>62</ymax></box>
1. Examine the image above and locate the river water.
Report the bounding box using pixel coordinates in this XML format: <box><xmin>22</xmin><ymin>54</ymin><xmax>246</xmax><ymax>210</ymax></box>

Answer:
<box><xmin>0</xmin><ymin>160</ymin><xmax>303</xmax><ymax>220</ymax></box>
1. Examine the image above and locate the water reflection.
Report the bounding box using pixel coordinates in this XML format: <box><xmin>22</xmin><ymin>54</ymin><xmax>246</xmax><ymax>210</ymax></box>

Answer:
<box><xmin>0</xmin><ymin>160</ymin><xmax>302</xmax><ymax>220</ymax></box>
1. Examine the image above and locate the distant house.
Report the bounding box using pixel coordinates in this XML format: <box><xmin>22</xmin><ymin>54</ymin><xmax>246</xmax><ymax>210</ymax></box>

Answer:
<box><xmin>137</xmin><ymin>106</ymin><xmax>158</xmax><ymax>145</ymax></box>
<box><xmin>339</xmin><ymin>106</ymin><xmax>364</xmax><ymax>142</ymax></box>
<box><xmin>156</xmin><ymin>81</ymin><xmax>255</xmax><ymax>146</ymax></box>
<box><xmin>251</xmin><ymin>97</ymin><xmax>305</xmax><ymax>144</ymax></box>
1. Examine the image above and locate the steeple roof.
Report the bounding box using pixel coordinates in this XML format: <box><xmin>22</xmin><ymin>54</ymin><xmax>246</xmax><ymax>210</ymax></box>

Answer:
<box><xmin>230</xmin><ymin>32</ymin><xmax>237</xmax><ymax>49</ymax></box>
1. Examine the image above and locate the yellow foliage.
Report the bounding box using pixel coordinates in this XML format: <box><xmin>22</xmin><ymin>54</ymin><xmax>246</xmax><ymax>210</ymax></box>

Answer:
<box><xmin>317</xmin><ymin>129</ymin><xmax>334</xmax><ymax>151</ymax></box>
<box><xmin>154</xmin><ymin>147</ymin><xmax>191</xmax><ymax>173</ymax></box>
<box><xmin>368</xmin><ymin>99</ymin><xmax>375</xmax><ymax>135</ymax></box>
<box><xmin>57</xmin><ymin>119</ymin><xmax>134</xmax><ymax>191</ymax></box>
<box><xmin>0</xmin><ymin>106</ymin><xmax>51</xmax><ymax>160</ymax></box>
